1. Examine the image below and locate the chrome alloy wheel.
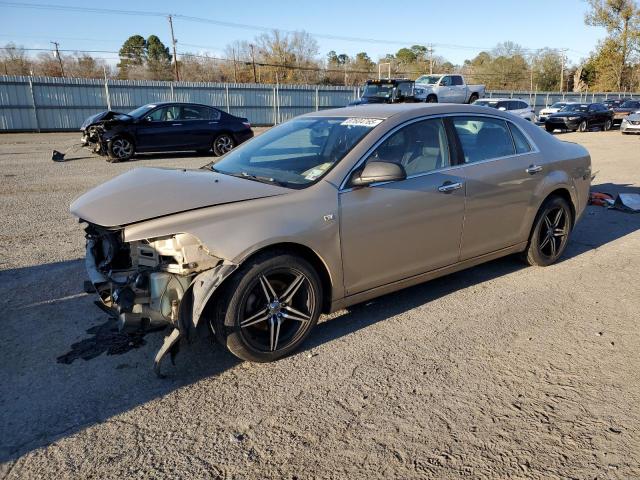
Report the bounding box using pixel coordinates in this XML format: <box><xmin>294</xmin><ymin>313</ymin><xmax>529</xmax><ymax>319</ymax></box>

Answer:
<box><xmin>111</xmin><ymin>138</ymin><xmax>133</xmax><ymax>159</ymax></box>
<box><xmin>239</xmin><ymin>269</ymin><xmax>315</xmax><ymax>353</ymax></box>
<box><xmin>538</xmin><ymin>206</ymin><xmax>569</xmax><ymax>259</ymax></box>
<box><xmin>214</xmin><ymin>135</ymin><xmax>234</xmax><ymax>154</ymax></box>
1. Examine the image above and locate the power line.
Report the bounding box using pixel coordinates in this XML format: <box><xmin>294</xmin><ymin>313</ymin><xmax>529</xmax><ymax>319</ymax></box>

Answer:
<box><xmin>0</xmin><ymin>1</ymin><xmax>586</xmax><ymax>55</ymax></box>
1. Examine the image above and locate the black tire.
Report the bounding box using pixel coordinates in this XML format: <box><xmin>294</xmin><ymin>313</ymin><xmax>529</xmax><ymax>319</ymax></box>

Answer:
<box><xmin>212</xmin><ymin>133</ymin><xmax>235</xmax><ymax>156</ymax></box>
<box><xmin>578</xmin><ymin>120</ymin><xmax>588</xmax><ymax>132</ymax></box>
<box><xmin>426</xmin><ymin>95</ymin><xmax>438</xmax><ymax>103</ymax></box>
<box><xmin>468</xmin><ymin>94</ymin><xmax>479</xmax><ymax>104</ymax></box>
<box><xmin>523</xmin><ymin>196</ymin><xmax>573</xmax><ymax>267</ymax></box>
<box><xmin>212</xmin><ymin>252</ymin><xmax>322</xmax><ymax>362</ymax></box>
<box><xmin>603</xmin><ymin>119</ymin><xmax>612</xmax><ymax>131</ymax></box>
<box><xmin>107</xmin><ymin>136</ymin><xmax>134</xmax><ymax>162</ymax></box>
<box><xmin>545</xmin><ymin>125</ymin><xmax>555</xmax><ymax>133</ymax></box>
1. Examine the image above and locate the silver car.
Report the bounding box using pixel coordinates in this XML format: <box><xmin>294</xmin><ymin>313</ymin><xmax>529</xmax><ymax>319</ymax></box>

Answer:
<box><xmin>70</xmin><ymin>104</ymin><xmax>591</xmax><ymax>374</ymax></box>
<box><xmin>473</xmin><ymin>98</ymin><xmax>536</xmax><ymax>122</ymax></box>
<box><xmin>620</xmin><ymin>111</ymin><xmax>640</xmax><ymax>134</ymax></box>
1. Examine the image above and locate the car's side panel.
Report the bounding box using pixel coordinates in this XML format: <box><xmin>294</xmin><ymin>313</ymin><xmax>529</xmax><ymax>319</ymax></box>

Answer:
<box><xmin>338</xmin><ymin>170</ymin><xmax>466</xmax><ymax>295</ymax></box>
<box><xmin>458</xmin><ymin>150</ymin><xmax>548</xmax><ymax>260</ymax></box>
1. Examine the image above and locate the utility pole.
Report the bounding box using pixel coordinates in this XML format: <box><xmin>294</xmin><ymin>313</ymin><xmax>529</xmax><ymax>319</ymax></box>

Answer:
<box><xmin>559</xmin><ymin>48</ymin><xmax>567</xmax><ymax>93</ymax></box>
<box><xmin>51</xmin><ymin>41</ymin><xmax>64</xmax><ymax>77</ymax></box>
<box><xmin>427</xmin><ymin>44</ymin><xmax>434</xmax><ymax>75</ymax></box>
<box><xmin>232</xmin><ymin>47</ymin><xmax>238</xmax><ymax>83</ymax></box>
<box><xmin>167</xmin><ymin>15</ymin><xmax>180</xmax><ymax>81</ymax></box>
<box><xmin>249</xmin><ymin>44</ymin><xmax>257</xmax><ymax>83</ymax></box>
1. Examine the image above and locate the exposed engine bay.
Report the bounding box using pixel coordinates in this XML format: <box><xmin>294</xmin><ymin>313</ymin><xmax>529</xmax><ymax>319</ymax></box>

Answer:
<box><xmin>84</xmin><ymin>223</ymin><xmax>236</xmax><ymax>376</ymax></box>
<box><xmin>80</xmin><ymin>111</ymin><xmax>127</xmax><ymax>158</ymax></box>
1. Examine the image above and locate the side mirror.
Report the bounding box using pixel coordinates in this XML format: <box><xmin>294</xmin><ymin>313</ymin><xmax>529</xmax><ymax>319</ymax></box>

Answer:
<box><xmin>350</xmin><ymin>161</ymin><xmax>406</xmax><ymax>187</ymax></box>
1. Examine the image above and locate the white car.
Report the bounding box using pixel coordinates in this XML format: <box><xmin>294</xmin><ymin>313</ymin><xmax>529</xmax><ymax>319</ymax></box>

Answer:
<box><xmin>472</xmin><ymin>98</ymin><xmax>536</xmax><ymax>122</ymax></box>
<box><xmin>620</xmin><ymin>111</ymin><xmax>640</xmax><ymax>134</ymax></box>
<box><xmin>537</xmin><ymin>102</ymin><xmax>578</xmax><ymax>123</ymax></box>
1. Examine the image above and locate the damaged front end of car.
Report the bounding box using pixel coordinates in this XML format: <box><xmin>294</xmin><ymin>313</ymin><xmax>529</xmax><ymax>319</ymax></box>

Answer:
<box><xmin>83</xmin><ymin>222</ymin><xmax>237</xmax><ymax>376</ymax></box>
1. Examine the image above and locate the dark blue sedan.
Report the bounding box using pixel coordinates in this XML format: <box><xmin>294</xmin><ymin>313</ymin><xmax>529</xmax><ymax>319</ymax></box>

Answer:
<box><xmin>80</xmin><ymin>102</ymin><xmax>254</xmax><ymax>162</ymax></box>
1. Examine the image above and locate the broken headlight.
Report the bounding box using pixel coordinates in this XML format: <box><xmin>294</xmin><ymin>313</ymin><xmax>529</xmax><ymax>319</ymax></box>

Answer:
<box><xmin>135</xmin><ymin>233</ymin><xmax>221</xmax><ymax>275</ymax></box>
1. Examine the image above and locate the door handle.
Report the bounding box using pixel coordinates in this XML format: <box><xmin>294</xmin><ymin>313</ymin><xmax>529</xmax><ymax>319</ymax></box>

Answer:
<box><xmin>208</xmin><ymin>121</ymin><xmax>219</xmax><ymax>124</ymax></box>
<box><xmin>171</xmin><ymin>123</ymin><xmax>183</xmax><ymax>126</ymax></box>
<box><xmin>438</xmin><ymin>181</ymin><xmax>463</xmax><ymax>193</ymax></box>
<box><xmin>526</xmin><ymin>165</ymin><xmax>543</xmax><ymax>174</ymax></box>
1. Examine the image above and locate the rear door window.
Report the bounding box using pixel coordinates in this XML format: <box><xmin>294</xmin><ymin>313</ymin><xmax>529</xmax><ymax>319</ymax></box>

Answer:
<box><xmin>452</xmin><ymin>116</ymin><xmax>516</xmax><ymax>163</ymax></box>
<box><xmin>452</xmin><ymin>76</ymin><xmax>464</xmax><ymax>86</ymax></box>
<box><xmin>179</xmin><ymin>105</ymin><xmax>212</xmax><ymax>120</ymax></box>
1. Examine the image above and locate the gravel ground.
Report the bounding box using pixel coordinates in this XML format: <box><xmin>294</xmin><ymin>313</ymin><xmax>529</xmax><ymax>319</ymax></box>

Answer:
<box><xmin>1</xmin><ymin>129</ymin><xmax>639</xmax><ymax>479</ymax></box>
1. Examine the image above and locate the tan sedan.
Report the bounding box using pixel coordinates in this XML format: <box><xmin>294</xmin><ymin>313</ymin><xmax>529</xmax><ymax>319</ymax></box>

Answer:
<box><xmin>70</xmin><ymin>104</ymin><xmax>592</xmax><ymax>375</ymax></box>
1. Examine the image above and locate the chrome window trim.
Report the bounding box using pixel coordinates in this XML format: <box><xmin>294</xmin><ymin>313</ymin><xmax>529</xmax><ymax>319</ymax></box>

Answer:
<box><xmin>339</xmin><ymin>112</ymin><xmax>540</xmax><ymax>192</ymax></box>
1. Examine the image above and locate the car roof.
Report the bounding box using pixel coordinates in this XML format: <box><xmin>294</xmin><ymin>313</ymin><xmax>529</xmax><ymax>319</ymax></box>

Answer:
<box><xmin>301</xmin><ymin>103</ymin><xmax>520</xmax><ymax>121</ymax></box>
<box><xmin>145</xmin><ymin>101</ymin><xmax>212</xmax><ymax>108</ymax></box>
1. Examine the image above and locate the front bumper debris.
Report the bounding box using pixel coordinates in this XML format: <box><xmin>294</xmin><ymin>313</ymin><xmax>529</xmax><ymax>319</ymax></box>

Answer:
<box><xmin>82</xmin><ymin>224</ymin><xmax>238</xmax><ymax>376</ymax></box>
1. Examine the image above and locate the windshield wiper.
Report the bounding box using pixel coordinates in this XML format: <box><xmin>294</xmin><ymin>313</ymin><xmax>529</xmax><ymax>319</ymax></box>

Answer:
<box><xmin>239</xmin><ymin>172</ymin><xmax>290</xmax><ymax>187</ymax></box>
<box><xmin>211</xmin><ymin>168</ymin><xmax>290</xmax><ymax>187</ymax></box>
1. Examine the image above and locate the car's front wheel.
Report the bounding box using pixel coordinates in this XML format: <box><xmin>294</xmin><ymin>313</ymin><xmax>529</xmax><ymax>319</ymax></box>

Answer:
<box><xmin>212</xmin><ymin>134</ymin><xmax>235</xmax><ymax>156</ymax></box>
<box><xmin>545</xmin><ymin>125</ymin><xmax>555</xmax><ymax>133</ymax></box>
<box><xmin>523</xmin><ymin>196</ymin><xmax>573</xmax><ymax>267</ymax></box>
<box><xmin>212</xmin><ymin>252</ymin><xmax>322</xmax><ymax>362</ymax></box>
<box><xmin>578</xmin><ymin>120</ymin><xmax>588</xmax><ymax>132</ymax></box>
<box><xmin>107</xmin><ymin>137</ymin><xmax>135</xmax><ymax>162</ymax></box>
<box><xmin>603</xmin><ymin>119</ymin><xmax>612</xmax><ymax>131</ymax></box>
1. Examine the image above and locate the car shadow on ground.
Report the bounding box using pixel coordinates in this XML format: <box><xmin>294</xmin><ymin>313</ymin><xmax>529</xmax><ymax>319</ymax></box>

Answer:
<box><xmin>1</xmin><ymin>186</ymin><xmax>639</xmax><ymax>462</ymax></box>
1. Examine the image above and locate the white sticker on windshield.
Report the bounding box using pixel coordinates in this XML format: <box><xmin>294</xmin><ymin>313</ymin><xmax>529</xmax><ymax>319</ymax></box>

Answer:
<box><xmin>341</xmin><ymin>118</ymin><xmax>383</xmax><ymax>127</ymax></box>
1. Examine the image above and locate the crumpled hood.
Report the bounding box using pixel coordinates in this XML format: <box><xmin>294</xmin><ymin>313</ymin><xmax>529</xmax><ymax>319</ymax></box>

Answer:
<box><xmin>80</xmin><ymin>110</ymin><xmax>127</xmax><ymax>130</ymax></box>
<box><xmin>70</xmin><ymin>167</ymin><xmax>290</xmax><ymax>227</ymax></box>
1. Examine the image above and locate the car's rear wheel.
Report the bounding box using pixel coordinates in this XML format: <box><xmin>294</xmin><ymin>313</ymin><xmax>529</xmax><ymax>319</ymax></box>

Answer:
<box><xmin>212</xmin><ymin>252</ymin><xmax>322</xmax><ymax>362</ymax></box>
<box><xmin>604</xmin><ymin>119</ymin><xmax>612</xmax><ymax>131</ymax></box>
<box><xmin>578</xmin><ymin>120</ymin><xmax>588</xmax><ymax>132</ymax></box>
<box><xmin>468</xmin><ymin>93</ymin><xmax>479</xmax><ymax>104</ymax></box>
<box><xmin>107</xmin><ymin>137</ymin><xmax>134</xmax><ymax>162</ymax></box>
<box><xmin>523</xmin><ymin>196</ymin><xmax>573</xmax><ymax>267</ymax></box>
<box><xmin>212</xmin><ymin>134</ymin><xmax>235</xmax><ymax>156</ymax></box>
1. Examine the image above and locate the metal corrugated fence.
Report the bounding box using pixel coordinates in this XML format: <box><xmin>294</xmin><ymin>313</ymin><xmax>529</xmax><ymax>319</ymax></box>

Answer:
<box><xmin>0</xmin><ymin>75</ymin><xmax>638</xmax><ymax>132</ymax></box>
<box><xmin>0</xmin><ymin>76</ymin><xmax>359</xmax><ymax>131</ymax></box>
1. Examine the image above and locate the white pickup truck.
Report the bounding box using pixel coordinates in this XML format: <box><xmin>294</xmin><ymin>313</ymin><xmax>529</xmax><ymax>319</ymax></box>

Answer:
<box><xmin>413</xmin><ymin>74</ymin><xmax>486</xmax><ymax>104</ymax></box>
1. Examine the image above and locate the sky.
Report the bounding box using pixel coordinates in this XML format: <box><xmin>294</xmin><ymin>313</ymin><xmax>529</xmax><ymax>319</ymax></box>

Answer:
<box><xmin>0</xmin><ymin>0</ymin><xmax>607</xmax><ymax>66</ymax></box>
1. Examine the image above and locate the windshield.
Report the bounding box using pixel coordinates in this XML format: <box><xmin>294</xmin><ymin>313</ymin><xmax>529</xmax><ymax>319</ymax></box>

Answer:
<box><xmin>550</xmin><ymin>102</ymin><xmax>566</xmax><ymax>109</ymax></box>
<box><xmin>620</xmin><ymin>101</ymin><xmax>640</xmax><ymax>108</ymax></box>
<box><xmin>362</xmin><ymin>84</ymin><xmax>393</xmax><ymax>98</ymax></box>
<box><xmin>210</xmin><ymin>117</ymin><xmax>380</xmax><ymax>188</ymax></box>
<box><xmin>125</xmin><ymin>104</ymin><xmax>156</xmax><ymax>119</ymax></box>
<box><xmin>561</xmin><ymin>104</ymin><xmax>589</xmax><ymax>112</ymax></box>
<box><xmin>415</xmin><ymin>75</ymin><xmax>440</xmax><ymax>85</ymax></box>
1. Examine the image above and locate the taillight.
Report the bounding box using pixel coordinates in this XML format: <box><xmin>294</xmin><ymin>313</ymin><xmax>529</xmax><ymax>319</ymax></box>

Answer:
<box><xmin>242</xmin><ymin>121</ymin><xmax>251</xmax><ymax>128</ymax></box>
